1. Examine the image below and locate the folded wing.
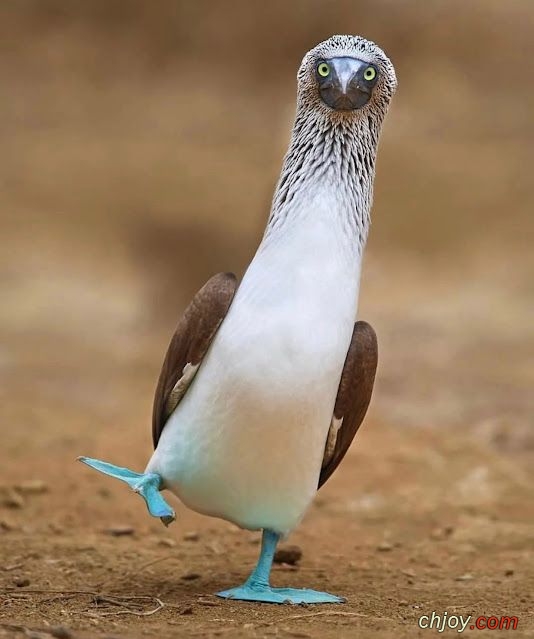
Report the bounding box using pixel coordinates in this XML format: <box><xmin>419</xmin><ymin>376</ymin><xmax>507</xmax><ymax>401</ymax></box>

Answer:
<box><xmin>319</xmin><ymin>321</ymin><xmax>378</xmax><ymax>488</ymax></box>
<box><xmin>152</xmin><ymin>272</ymin><xmax>238</xmax><ymax>448</ymax></box>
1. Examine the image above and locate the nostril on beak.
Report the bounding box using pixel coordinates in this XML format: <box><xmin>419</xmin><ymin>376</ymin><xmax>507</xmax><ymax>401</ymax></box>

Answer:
<box><xmin>338</xmin><ymin>76</ymin><xmax>353</xmax><ymax>95</ymax></box>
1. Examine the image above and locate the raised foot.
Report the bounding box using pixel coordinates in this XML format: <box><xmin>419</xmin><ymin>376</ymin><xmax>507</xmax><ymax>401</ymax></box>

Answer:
<box><xmin>77</xmin><ymin>456</ymin><xmax>175</xmax><ymax>526</ymax></box>
<box><xmin>216</xmin><ymin>584</ymin><xmax>345</xmax><ymax>604</ymax></box>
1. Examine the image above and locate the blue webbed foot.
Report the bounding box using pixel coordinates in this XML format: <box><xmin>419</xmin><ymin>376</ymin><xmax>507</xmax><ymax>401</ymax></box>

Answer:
<box><xmin>77</xmin><ymin>456</ymin><xmax>175</xmax><ymax>526</ymax></box>
<box><xmin>217</xmin><ymin>583</ymin><xmax>345</xmax><ymax>604</ymax></box>
<box><xmin>216</xmin><ymin>529</ymin><xmax>345</xmax><ymax>604</ymax></box>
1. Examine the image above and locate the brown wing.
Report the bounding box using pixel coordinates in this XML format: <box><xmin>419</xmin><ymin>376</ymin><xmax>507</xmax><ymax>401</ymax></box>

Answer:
<box><xmin>152</xmin><ymin>272</ymin><xmax>238</xmax><ymax>448</ymax></box>
<box><xmin>318</xmin><ymin>321</ymin><xmax>378</xmax><ymax>488</ymax></box>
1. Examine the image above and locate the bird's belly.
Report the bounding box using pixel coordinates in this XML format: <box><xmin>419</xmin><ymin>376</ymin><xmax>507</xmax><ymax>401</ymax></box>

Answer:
<box><xmin>149</xmin><ymin>304</ymin><xmax>354</xmax><ymax>534</ymax></box>
<box><xmin>164</xmin><ymin>400</ymin><xmax>331</xmax><ymax>534</ymax></box>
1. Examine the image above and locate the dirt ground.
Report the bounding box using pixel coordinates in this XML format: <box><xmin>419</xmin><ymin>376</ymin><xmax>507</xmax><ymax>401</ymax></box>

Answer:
<box><xmin>1</xmin><ymin>2</ymin><xmax>533</xmax><ymax>638</ymax></box>
<box><xmin>1</xmin><ymin>400</ymin><xmax>534</xmax><ymax>639</ymax></box>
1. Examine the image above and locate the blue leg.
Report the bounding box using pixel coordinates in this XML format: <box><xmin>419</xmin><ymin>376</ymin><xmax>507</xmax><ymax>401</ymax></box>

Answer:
<box><xmin>217</xmin><ymin>529</ymin><xmax>344</xmax><ymax>604</ymax></box>
<box><xmin>77</xmin><ymin>456</ymin><xmax>175</xmax><ymax>526</ymax></box>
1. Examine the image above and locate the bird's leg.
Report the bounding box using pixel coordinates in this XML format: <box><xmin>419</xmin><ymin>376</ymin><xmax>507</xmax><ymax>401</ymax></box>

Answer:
<box><xmin>217</xmin><ymin>529</ymin><xmax>344</xmax><ymax>604</ymax></box>
<box><xmin>77</xmin><ymin>457</ymin><xmax>175</xmax><ymax>526</ymax></box>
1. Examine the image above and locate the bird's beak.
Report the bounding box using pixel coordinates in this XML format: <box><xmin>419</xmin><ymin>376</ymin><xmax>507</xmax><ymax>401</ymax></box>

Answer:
<box><xmin>318</xmin><ymin>58</ymin><xmax>372</xmax><ymax>111</ymax></box>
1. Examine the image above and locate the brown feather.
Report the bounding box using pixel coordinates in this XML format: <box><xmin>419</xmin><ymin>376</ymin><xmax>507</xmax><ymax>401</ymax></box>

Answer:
<box><xmin>318</xmin><ymin>321</ymin><xmax>378</xmax><ymax>488</ymax></box>
<box><xmin>151</xmin><ymin>272</ymin><xmax>238</xmax><ymax>448</ymax></box>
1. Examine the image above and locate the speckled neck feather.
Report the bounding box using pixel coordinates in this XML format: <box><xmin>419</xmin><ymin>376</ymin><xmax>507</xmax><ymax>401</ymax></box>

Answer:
<box><xmin>264</xmin><ymin>34</ymin><xmax>397</xmax><ymax>253</ymax></box>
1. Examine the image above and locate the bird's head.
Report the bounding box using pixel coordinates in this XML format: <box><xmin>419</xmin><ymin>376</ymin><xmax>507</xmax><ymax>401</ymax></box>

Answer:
<box><xmin>297</xmin><ymin>35</ymin><xmax>397</xmax><ymax>124</ymax></box>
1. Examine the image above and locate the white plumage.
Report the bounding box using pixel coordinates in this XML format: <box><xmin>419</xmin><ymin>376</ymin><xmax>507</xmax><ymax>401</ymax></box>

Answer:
<box><xmin>147</xmin><ymin>195</ymin><xmax>362</xmax><ymax>534</ymax></box>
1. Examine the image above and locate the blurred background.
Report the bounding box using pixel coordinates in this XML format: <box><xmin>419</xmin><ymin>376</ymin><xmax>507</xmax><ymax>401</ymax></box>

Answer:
<box><xmin>1</xmin><ymin>3</ymin><xmax>533</xmax><ymax>635</ymax></box>
<box><xmin>1</xmin><ymin>0</ymin><xmax>533</xmax><ymax>507</ymax></box>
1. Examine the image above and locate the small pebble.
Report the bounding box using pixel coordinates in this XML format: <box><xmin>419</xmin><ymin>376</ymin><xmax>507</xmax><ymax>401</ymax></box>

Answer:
<box><xmin>225</xmin><ymin>524</ymin><xmax>239</xmax><ymax>533</ymax></box>
<box><xmin>401</xmin><ymin>568</ymin><xmax>416</xmax><ymax>578</ymax></box>
<box><xmin>376</xmin><ymin>541</ymin><xmax>393</xmax><ymax>552</ymax></box>
<box><xmin>274</xmin><ymin>545</ymin><xmax>303</xmax><ymax>565</ymax></box>
<box><xmin>2</xmin><ymin>489</ymin><xmax>24</xmax><ymax>509</ymax></box>
<box><xmin>504</xmin><ymin>569</ymin><xmax>514</xmax><ymax>577</ymax></box>
<box><xmin>455</xmin><ymin>573</ymin><xmax>474</xmax><ymax>581</ymax></box>
<box><xmin>197</xmin><ymin>598</ymin><xmax>219</xmax><ymax>607</ymax></box>
<box><xmin>15</xmin><ymin>480</ymin><xmax>48</xmax><ymax>495</ymax></box>
<box><xmin>49</xmin><ymin>523</ymin><xmax>64</xmax><ymax>535</ymax></box>
<box><xmin>0</xmin><ymin>518</ymin><xmax>15</xmax><ymax>531</ymax></box>
<box><xmin>430</xmin><ymin>525</ymin><xmax>454</xmax><ymax>540</ymax></box>
<box><xmin>3</xmin><ymin>563</ymin><xmax>24</xmax><ymax>572</ymax></box>
<box><xmin>179</xmin><ymin>605</ymin><xmax>194</xmax><ymax>615</ymax></box>
<box><xmin>206</xmin><ymin>541</ymin><xmax>224</xmax><ymax>555</ymax></box>
<box><xmin>398</xmin><ymin>600</ymin><xmax>409</xmax><ymax>606</ymax></box>
<box><xmin>158</xmin><ymin>538</ymin><xmax>176</xmax><ymax>547</ymax></box>
<box><xmin>183</xmin><ymin>531</ymin><xmax>200</xmax><ymax>541</ymax></box>
<box><xmin>181</xmin><ymin>571</ymin><xmax>201</xmax><ymax>581</ymax></box>
<box><xmin>105</xmin><ymin>525</ymin><xmax>135</xmax><ymax>537</ymax></box>
<box><xmin>13</xmin><ymin>576</ymin><xmax>30</xmax><ymax>587</ymax></box>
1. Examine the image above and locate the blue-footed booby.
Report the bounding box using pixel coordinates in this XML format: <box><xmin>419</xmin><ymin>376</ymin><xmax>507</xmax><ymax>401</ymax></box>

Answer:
<box><xmin>79</xmin><ymin>34</ymin><xmax>397</xmax><ymax>604</ymax></box>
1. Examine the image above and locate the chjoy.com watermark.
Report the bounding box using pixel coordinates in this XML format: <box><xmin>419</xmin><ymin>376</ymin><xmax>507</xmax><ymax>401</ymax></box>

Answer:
<box><xmin>418</xmin><ymin>611</ymin><xmax>519</xmax><ymax>633</ymax></box>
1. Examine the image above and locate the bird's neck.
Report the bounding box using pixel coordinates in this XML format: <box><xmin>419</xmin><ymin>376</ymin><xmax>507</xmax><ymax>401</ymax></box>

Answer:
<box><xmin>263</xmin><ymin>111</ymin><xmax>380</xmax><ymax>255</ymax></box>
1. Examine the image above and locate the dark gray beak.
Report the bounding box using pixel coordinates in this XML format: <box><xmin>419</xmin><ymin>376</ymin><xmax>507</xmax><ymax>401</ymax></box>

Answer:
<box><xmin>318</xmin><ymin>57</ymin><xmax>375</xmax><ymax>111</ymax></box>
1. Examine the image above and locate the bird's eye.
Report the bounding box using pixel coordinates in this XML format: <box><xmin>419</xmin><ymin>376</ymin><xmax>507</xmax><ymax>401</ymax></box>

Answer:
<box><xmin>317</xmin><ymin>62</ymin><xmax>330</xmax><ymax>77</ymax></box>
<box><xmin>363</xmin><ymin>66</ymin><xmax>377</xmax><ymax>81</ymax></box>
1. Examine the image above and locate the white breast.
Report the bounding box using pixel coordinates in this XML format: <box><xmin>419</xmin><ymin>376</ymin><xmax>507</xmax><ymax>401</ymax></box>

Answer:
<box><xmin>147</xmin><ymin>209</ymin><xmax>362</xmax><ymax>534</ymax></box>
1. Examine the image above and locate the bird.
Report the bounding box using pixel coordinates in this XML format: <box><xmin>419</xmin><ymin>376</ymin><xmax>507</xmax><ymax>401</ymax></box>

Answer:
<box><xmin>79</xmin><ymin>34</ymin><xmax>397</xmax><ymax>604</ymax></box>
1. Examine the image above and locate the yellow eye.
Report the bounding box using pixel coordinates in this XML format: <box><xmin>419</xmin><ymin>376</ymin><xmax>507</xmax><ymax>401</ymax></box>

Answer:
<box><xmin>363</xmin><ymin>66</ymin><xmax>377</xmax><ymax>81</ymax></box>
<box><xmin>317</xmin><ymin>62</ymin><xmax>330</xmax><ymax>77</ymax></box>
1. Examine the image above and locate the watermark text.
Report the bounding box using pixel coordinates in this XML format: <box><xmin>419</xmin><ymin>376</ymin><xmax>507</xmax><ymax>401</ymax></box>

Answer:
<box><xmin>418</xmin><ymin>611</ymin><xmax>519</xmax><ymax>632</ymax></box>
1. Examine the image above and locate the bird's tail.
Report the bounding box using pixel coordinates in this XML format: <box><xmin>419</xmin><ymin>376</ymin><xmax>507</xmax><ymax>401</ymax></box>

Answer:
<box><xmin>77</xmin><ymin>456</ymin><xmax>175</xmax><ymax>526</ymax></box>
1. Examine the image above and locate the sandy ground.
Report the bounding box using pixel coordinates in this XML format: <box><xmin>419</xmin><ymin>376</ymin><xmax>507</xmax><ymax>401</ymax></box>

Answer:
<box><xmin>1</xmin><ymin>2</ymin><xmax>533</xmax><ymax>637</ymax></box>
<box><xmin>1</xmin><ymin>417</ymin><xmax>533</xmax><ymax>639</ymax></box>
